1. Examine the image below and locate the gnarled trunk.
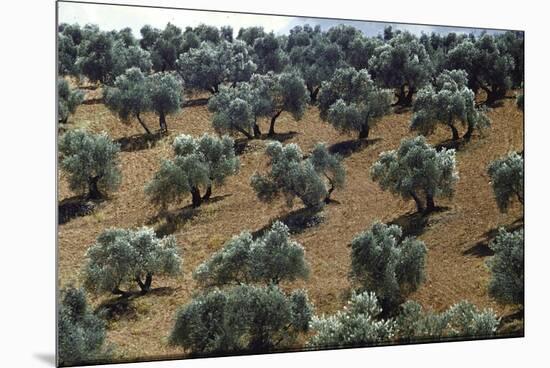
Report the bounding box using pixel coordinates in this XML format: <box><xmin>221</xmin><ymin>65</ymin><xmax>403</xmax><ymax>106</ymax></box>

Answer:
<box><xmin>253</xmin><ymin>122</ymin><xmax>262</xmax><ymax>138</ymax></box>
<box><xmin>463</xmin><ymin>122</ymin><xmax>474</xmax><ymax>140</ymax></box>
<box><xmin>136</xmin><ymin>112</ymin><xmax>152</xmax><ymax>135</ymax></box>
<box><xmin>409</xmin><ymin>191</ymin><xmax>424</xmax><ymax>213</ymax></box>
<box><xmin>87</xmin><ymin>175</ymin><xmax>102</xmax><ymax>200</ymax></box>
<box><xmin>159</xmin><ymin>110</ymin><xmax>167</xmax><ymax>132</ymax></box>
<box><xmin>425</xmin><ymin>193</ymin><xmax>435</xmax><ymax>214</ymax></box>
<box><xmin>136</xmin><ymin>272</ymin><xmax>153</xmax><ymax>295</ymax></box>
<box><xmin>449</xmin><ymin>123</ymin><xmax>460</xmax><ymax>141</ymax></box>
<box><xmin>191</xmin><ymin>187</ymin><xmax>202</xmax><ymax>208</ymax></box>
<box><xmin>359</xmin><ymin>122</ymin><xmax>370</xmax><ymax>139</ymax></box>
<box><xmin>268</xmin><ymin>110</ymin><xmax>283</xmax><ymax>136</ymax></box>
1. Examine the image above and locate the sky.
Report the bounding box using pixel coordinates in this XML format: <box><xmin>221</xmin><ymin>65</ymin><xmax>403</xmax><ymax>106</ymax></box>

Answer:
<box><xmin>58</xmin><ymin>1</ymin><xmax>506</xmax><ymax>38</ymax></box>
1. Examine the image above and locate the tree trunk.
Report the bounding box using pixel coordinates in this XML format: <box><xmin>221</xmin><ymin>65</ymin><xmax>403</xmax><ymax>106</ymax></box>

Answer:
<box><xmin>137</xmin><ymin>273</ymin><xmax>153</xmax><ymax>295</ymax></box>
<box><xmin>236</xmin><ymin>126</ymin><xmax>253</xmax><ymax>139</ymax></box>
<box><xmin>202</xmin><ymin>185</ymin><xmax>212</xmax><ymax>201</ymax></box>
<box><xmin>159</xmin><ymin>110</ymin><xmax>167</xmax><ymax>132</ymax></box>
<box><xmin>425</xmin><ymin>193</ymin><xmax>435</xmax><ymax>214</ymax></box>
<box><xmin>358</xmin><ymin>123</ymin><xmax>370</xmax><ymax>140</ymax></box>
<box><xmin>191</xmin><ymin>187</ymin><xmax>202</xmax><ymax>208</ymax></box>
<box><xmin>268</xmin><ymin>110</ymin><xmax>283</xmax><ymax>136</ymax></box>
<box><xmin>463</xmin><ymin>122</ymin><xmax>474</xmax><ymax>140</ymax></box>
<box><xmin>253</xmin><ymin>122</ymin><xmax>262</xmax><ymax>138</ymax></box>
<box><xmin>87</xmin><ymin>175</ymin><xmax>102</xmax><ymax>200</ymax></box>
<box><xmin>136</xmin><ymin>112</ymin><xmax>152</xmax><ymax>135</ymax></box>
<box><xmin>393</xmin><ymin>85</ymin><xmax>406</xmax><ymax>106</ymax></box>
<box><xmin>324</xmin><ymin>175</ymin><xmax>335</xmax><ymax>204</ymax></box>
<box><xmin>112</xmin><ymin>287</ymin><xmax>130</xmax><ymax>297</ymax></box>
<box><xmin>403</xmin><ymin>86</ymin><xmax>415</xmax><ymax>107</ymax></box>
<box><xmin>409</xmin><ymin>191</ymin><xmax>425</xmax><ymax>213</ymax></box>
<box><xmin>449</xmin><ymin>124</ymin><xmax>460</xmax><ymax>141</ymax></box>
<box><xmin>309</xmin><ymin>86</ymin><xmax>320</xmax><ymax>103</ymax></box>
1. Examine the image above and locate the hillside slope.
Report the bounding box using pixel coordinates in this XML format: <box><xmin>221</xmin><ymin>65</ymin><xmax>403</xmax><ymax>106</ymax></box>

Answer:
<box><xmin>58</xmin><ymin>92</ymin><xmax>523</xmax><ymax>361</ymax></box>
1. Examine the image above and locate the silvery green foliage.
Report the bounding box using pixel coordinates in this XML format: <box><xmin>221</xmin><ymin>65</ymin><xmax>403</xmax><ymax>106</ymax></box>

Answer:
<box><xmin>411</xmin><ymin>69</ymin><xmax>490</xmax><ymax>141</ymax></box>
<box><xmin>237</xmin><ymin>26</ymin><xmax>266</xmax><ymax>46</ymax></box>
<box><xmin>396</xmin><ymin>300</ymin><xmax>499</xmax><ymax>340</ymax></box>
<box><xmin>58</xmin><ymin>287</ymin><xmax>107</xmax><ymax>366</ymax></box>
<box><xmin>326</xmin><ymin>24</ymin><xmax>364</xmax><ymax>56</ymax></box>
<box><xmin>58</xmin><ymin>78</ymin><xmax>84</xmax><ymax>125</ymax></box>
<box><xmin>169</xmin><ymin>284</ymin><xmax>313</xmax><ymax>353</ymax></box>
<box><xmin>193</xmin><ymin>24</ymin><xmax>221</xmax><ymax>44</ymax></box>
<box><xmin>146</xmin><ymin>134</ymin><xmax>239</xmax><ymax>208</ymax></box>
<box><xmin>371</xmin><ymin>136</ymin><xmax>458</xmax><ymax>213</ymax></box>
<box><xmin>83</xmin><ymin>227</ymin><xmax>182</xmax><ymax>294</ymax></box>
<box><xmin>149</xmin><ymin>23</ymin><xmax>185</xmax><ymax>72</ymax></box>
<box><xmin>58</xmin><ymin>33</ymin><xmax>79</xmax><ymax>76</ymax></box>
<box><xmin>318</xmin><ymin>67</ymin><xmax>392</xmax><ymax>139</ymax></box>
<box><xmin>59</xmin><ymin>130</ymin><xmax>121</xmax><ymax>199</ymax></box>
<box><xmin>369</xmin><ymin>32</ymin><xmax>434</xmax><ymax>106</ymax></box>
<box><xmin>76</xmin><ymin>30</ymin><xmax>114</xmax><ymax>83</ymax></box>
<box><xmin>487</xmin><ymin>228</ymin><xmax>524</xmax><ymax>305</ymax></box>
<box><xmin>446</xmin><ymin>34</ymin><xmax>515</xmax><ymax>104</ymax></box>
<box><xmin>148</xmin><ymin>72</ymin><xmax>183</xmax><ymax>131</ymax></box>
<box><xmin>497</xmin><ymin>31</ymin><xmax>524</xmax><ymax>88</ymax></box>
<box><xmin>308</xmin><ymin>291</ymin><xmax>395</xmax><ymax>348</ymax></box>
<box><xmin>103</xmin><ymin>67</ymin><xmax>152</xmax><ymax>134</ymax></box>
<box><xmin>208</xmin><ymin>85</ymin><xmax>256</xmax><ymax>139</ymax></box>
<box><xmin>309</xmin><ymin>143</ymin><xmax>346</xmax><ymax>202</ymax></box>
<box><xmin>177</xmin><ymin>40</ymin><xmax>255</xmax><ymax>93</ymax></box>
<box><xmin>350</xmin><ymin>222</ymin><xmax>427</xmax><ymax>311</ymax></box>
<box><xmin>251</xmin><ymin>141</ymin><xmax>328</xmax><ymax>209</ymax></box>
<box><xmin>252</xmin><ymin>32</ymin><xmax>288</xmax><ymax>74</ymax></box>
<box><xmin>487</xmin><ymin>152</ymin><xmax>524</xmax><ymax>212</ymax></box>
<box><xmin>289</xmin><ymin>33</ymin><xmax>346</xmax><ymax>102</ymax></box>
<box><xmin>194</xmin><ymin>221</ymin><xmax>309</xmax><ymax>286</ymax></box>
<box><xmin>111</xmin><ymin>40</ymin><xmax>153</xmax><ymax>78</ymax></box>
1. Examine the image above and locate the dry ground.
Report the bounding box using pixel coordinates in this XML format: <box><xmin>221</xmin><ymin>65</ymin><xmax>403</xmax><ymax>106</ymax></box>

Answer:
<box><xmin>58</xmin><ymin>87</ymin><xmax>524</xmax><ymax>362</ymax></box>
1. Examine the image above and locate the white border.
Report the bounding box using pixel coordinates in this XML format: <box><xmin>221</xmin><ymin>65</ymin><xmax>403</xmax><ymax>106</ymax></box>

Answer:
<box><xmin>1</xmin><ymin>0</ymin><xmax>548</xmax><ymax>367</ymax></box>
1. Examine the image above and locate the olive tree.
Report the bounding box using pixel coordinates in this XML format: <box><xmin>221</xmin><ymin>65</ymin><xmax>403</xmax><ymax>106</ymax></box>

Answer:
<box><xmin>146</xmin><ymin>134</ymin><xmax>239</xmax><ymax>208</ymax></box>
<box><xmin>369</xmin><ymin>32</ymin><xmax>434</xmax><ymax>107</ymax></box>
<box><xmin>308</xmin><ymin>291</ymin><xmax>395</xmax><ymax>348</ymax></box>
<box><xmin>110</xmin><ymin>40</ymin><xmax>153</xmax><ymax>79</ymax></box>
<box><xmin>148</xmin><ymin>23</ymin><xmax>185</xmax><ymax>72</ymax></box>
<box><xmin>148</xmin><ymin>72</ymin><xmax>183</xmax><ymax>132</ymax></box>
<box><xmin>487</xmin><ymin>228</ymin><xmax>524</xmax><ymax>306</ymax></box>
<box><xmin>237</xmin><ymin>26</ymin><xmax>266</xmax><ymax>46</ymax></box>
<box><xmin>176</xmin><ymin>41</ymin><xmax>228</xmax><ymax>94</ymax></box>
<box><xmin>411</xmin><ymin>69</ymin><xmax>490</xmax><ymax>141</ymax></box>
<box><xmin>104</xmin><ymin>68</ymin><xmax>153</xmax><ymax>134</ymax></box>
<box><xmin>350</xmin><ymin>222</ymin><xmax>427</xmax><ymax>312</ymax></box>
<box><xmin>318</xmin><ymin>67</ymin><xmax>392</xmax><ymax>140</ymax></box>
<box><xmin>194</xmin><ymin>221</ymin><xmax>309</xmax><ymax>286</ymax></box>
<box><xmin>59</xmin><ymin>130</ymin><xmax>121</xmax><ymax>200</ymax></box>
<box><xmin>487</xmin><ymin>151</ymin><xmax>523</xmax><ymax>212</ymax></box>
<box><xmin>371</xmin><ymin>136</ymin><xmax>459</xmax><ymax>213</ymax></box>
<box><xmin>169</xmin><ymin>285</ymin><xmax>313</xmax><ymax>353</ymax></box>
<box><xmin>252</xmin><ymin>32</ymin><xmax>288</xmax><ymax>74</ymax></box>
<box><xmin>76</xmin><ymin>31</ymin><xmax>114</xmax><ymax>84</ymax></box>
<box><xmin>58</xmin><ymin>78</ymin><xmax>84</xmax><ymax>125</ymax></box>
<box><xmin>289</xmin><ymin>36</ymin><xmax>346</xmax><ymax>102</ymax></box>
<box><xmin>83</xmin><ymin>227</ymin><xmax>182</xmax><ymax>296</ymax></box>
<box><xmin>58</xmin><ymin>287</ymin><xmax>107</xmax><ymax>366</ymax></box>
<box><xmin>251</xmin><ymin>141</ymin><xmax>345</xmax><ymax>209</ymax></box>
<box><xmin>58</xmin><ymin>33</ymin><xmax>79</xmax><ymax>76</ymax></box>
<box><xmin>446</xmin><ymin>35</ymin><xmax>515</xmax><ymax>104</ymax></box>
<box><xmin>396</xmin><ymin>300</ymin><xmax>499</xmax><ymax>340</ymax></box>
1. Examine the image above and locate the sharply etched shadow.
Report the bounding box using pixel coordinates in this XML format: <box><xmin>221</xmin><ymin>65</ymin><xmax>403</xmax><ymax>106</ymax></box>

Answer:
<box><xmin>328</xmin><ymin>138</ymin><xmax>382</xmax><ymax>158</ymax></box>
<box><xmin>58</xmin><ymin>196</ymin><xmax>99</xmax><ymax>225</ymax></box>
<box><xmin>387</xmin><ymin>206</ymin><xmax>450</xmax><ymax>238</ymax></box>
<box><xmin>81</xmin><ymin>97</ymin><xmax>104</xmax><ymax>105</ymax></box>
<box><xmin>462</xmin><ymin>217</ymin><xmax>524</xmax><ymax>258</ymax></box>
<box><xmin>252</xmin><ymin>206</ymin><xmax>324</xmax><ymax>238</ymax></box>
<box><xmin>115</xmin><ymin>132</ymin><xmax>164</xmax><ymax>152</ymax></box>
<box><xmin>262</xmin><ymin>131</ymin><xmax>299</xmax><ymax>143</ymax></box>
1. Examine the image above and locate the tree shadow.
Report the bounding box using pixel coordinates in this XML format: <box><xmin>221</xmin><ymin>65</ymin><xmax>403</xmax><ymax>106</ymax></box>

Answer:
<box><xmin>387</xmin><ymin>206</ymin><xmax>450</xmax><ymax>238</ymax></box>
<box><xmin>81</xmin><ymin>97</ymin><xmax>104</xmax><ymax>105</ymax></box>
<box><xmin>462</xmin><ymin>217</ymin><xmax>524</xmax><ymax>258</ymax></box>
<box><xmin>262</xmin><ymin>131</ymin><xmax>299</xmax><ymax>143</ymax></box>
<box><xmin>94</xmin><ymin>286</ymin><xmax>178</xmax><ymax>321</ymax></box>
<box><xmin>328</xmin><ymin>138</ymin><xmax>382</xmax><ymax>158</ymax></box>
<box><xmin>182</xmin><ymin>97</ymin><xmax>210</xmax><ymax>107</ymax></box>
<box><xmin>115</xmin><ymin>132</ymin><xmax>164</xmax><ymax>152</ymax></box>
<box><xmin>234</xmin><ymin>138</ymin><xmax>250</xmax><ymax>155</ymax></box>
<box><xmin>58</xmin><ymin>196</ymin><xmax>101</xmax><ymax>225</ymax></box>
<box><xmin>252</xmin><ymin>206</ymin><xmax>324</xmax><ymax>238</ymax></box>
<box><xmin>393</xmin><ymin>105</ymin><xmax>412</xmax><ymax>114</ymax></box>
<box><xmin>498</xmin><ymin>308</ymin><xmax>524</xmax><ymax>336</ymax></box>
<box><xmin>434</xmin><ymin>138</ymin><xmax>467</xmax><ymax>151</ymax></box>
<box><xmin>152</xmin><ymin>194</ymin><xmax>231</xmax><ymax>237</ymax></box>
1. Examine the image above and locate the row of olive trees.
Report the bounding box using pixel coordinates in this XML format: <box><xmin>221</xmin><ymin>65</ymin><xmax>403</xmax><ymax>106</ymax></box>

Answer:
<box><xmin>59</xmin><ymin>22</ymin><xmax>523</xmax><ymax>108</ymax></box>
